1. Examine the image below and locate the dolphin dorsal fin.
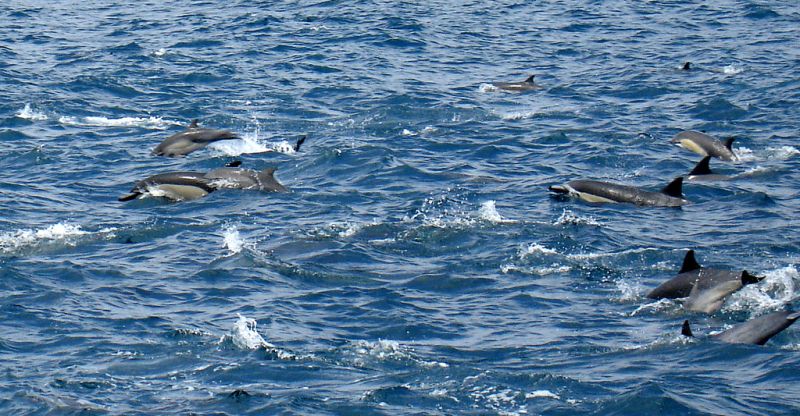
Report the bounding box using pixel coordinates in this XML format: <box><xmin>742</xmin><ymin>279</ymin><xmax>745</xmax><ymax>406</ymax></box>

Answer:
<box><xmin>689</xmin><ymin>156</ymin><xmax>712</xmax><ymax>176</ymax></box>
<box><xmin>294</xmin><ymin>135</ymin><xmax>306</xmax><ymax>152</ymax></box>
<box><xmin>682</xmin><ymin>62</ymin><xmax>691</xmax><ymax>70</ymax></box>
<box><xmin>741</xmin><ymin>270</ymin><xmax>764</xmax><ymax>286</ymax></box>
<box><xmin>724</xmin><ymin>137</ymin><xmax>735</xmax><ymax>151</ymax></box>
<box><xmin>660</xmin><ymin>176</ymin><xmax>684</xmax><ymax>199</ymax></box>
<box><xmin>524</xmin><ymin>75</ymin><xmax>535</xmax><ymax>84</ymax></box>
<box><xmin>681</xmin><ymin>320</ymin><xmax>694</xmax><ymax>337</ymax></box>
<box><xmin>679</xmin><ymin>250</ymin><xmax>701</xmax><ymax>273</ymax></box>
<box><xmin>189</xmin><ymin>119</ymin><xmax>199</xmax><ymax>129</ymax></box>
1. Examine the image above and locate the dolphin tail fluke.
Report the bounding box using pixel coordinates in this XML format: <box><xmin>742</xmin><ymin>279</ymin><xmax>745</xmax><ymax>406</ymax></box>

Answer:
<box><xmin>741</xmin><ymin>270</ymin><xmax>764</xmax><ymax>286</ymax></box>
<box><xmin>724</xmin><ymin>137</ymin><xmax>735</xmax><ymax>151</ymax></box>
<box><xmin>660</xmin><ymin>176</ymin><xmax>684</xmax><ymax>199</ymax></box>
<box><xmin>257</xmin><ymin>167</ymin><xmax>288</xmax><ymax>192</ymax></box>
<box><xmin>225</xmin><ymin>160</ymin><xmax>243</xmax><ymax>167</ymax></box>
<box><xmin>189</xmin><ymin>119</ymin><xmax>199</xmax><ymax>128</ymax></box>
<box><xmin>679</xmin><ymin>249</ymin><xmax>701</xmax><ymax>273</ymax></box>
<box><xmin>689</xmin><ymin>156</ymin><xmax>713</xmax><ymax>176</ymax></box>
<box><xmin>294</xmin><ymin>135</ymin><xmax>307</xmax><ymax>152</ymax></box>
<box><xmin>548</xmin><ymin>185</ymin><xmax>569</xmax><ymax>194</ymax></box>
<box><xmin>524</xmin><ymin>75</ymin><xmax>535</xmax><ymax>84</ymax></box>
<box><xmin>118</xmin><ymin>192</ymin><xmax>140</xmax><ymax>202</ymax></box>
<box><xmin>681</xmin><ymin>320</ymin><xmax>694</xmax><ymax>337</ymax></box>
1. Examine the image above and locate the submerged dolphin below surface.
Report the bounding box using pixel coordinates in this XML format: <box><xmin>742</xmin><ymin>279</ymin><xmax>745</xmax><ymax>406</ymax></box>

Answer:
<box><xmin>153</xmin><ymin>119</ymin><xmax>240</xmax><ymax>157</ymax></box>
<box><xmin>647</xmin><ymin>250</ymin><xmax>763</xmax><ymax>313</ymax></box>
<box><xmin>671</xmin><ymin>130</ymin><xmax>738</xmax><ymax>161</ymax></box>
<box><xmin>491</xmin><ymin>75</ymin><xmax>542</xmax><ymax>92</ymax></box>
<box><xmin>119</xmin><ymin>162</ymin><xmax>287</xmax><ymax>202</ymax></box>
<box><xmin>682</xmin><ymin>310</ymin><xmax>800</xmax><ymax>345</ymax></box>
<box><xmin>548</xmin><ymin>177</ymin><xmax>687</xmax><ymax>207</ymax></box>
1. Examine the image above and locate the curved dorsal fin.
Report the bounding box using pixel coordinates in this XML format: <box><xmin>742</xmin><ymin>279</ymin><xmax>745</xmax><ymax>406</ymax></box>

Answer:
<box><xmin>682</xmin><ymin>62</ymin><xmax>691</xmax><ymax>71</ymax></box>
<box><xmin>189</xmin><ymin>119</ymin><xmax>199</xmax><ymax>129</ymax></box>
<box><xmin>294</xmin><ymin>135</ymin><xmax>306</xmax><ymax>152</ymax></box>
<box><xmin>679</xmin><ymin>249</ymin><xmax>701</xmax><ymax>273</ymax></box>
<box><xmin>689</xmin><ymin>156</ymin><xmax>712</xmax><ymax>176</ymax></box>
<box><xmin>681</xmin><ymin>320</ymin><xmax>694</xmax><ymax>337</ymax></box>
<box><xmin>660</xmin><ymin>176</ymin><xmax>683</xmax><ymax>199</ymax></box>
<box><xmin>724</xmin><ymin>137</ymin><xmax>735</xmax><ymax>151</ymax></box>
<box><xmin>524</xmin><ymin>75</ymin><xmax>535</xmax><ymax>84</ymax></box>
<box><xmin>741</xmin><ymin>270</ymin><xmax>764</xmax><ymax>286</ymax></box>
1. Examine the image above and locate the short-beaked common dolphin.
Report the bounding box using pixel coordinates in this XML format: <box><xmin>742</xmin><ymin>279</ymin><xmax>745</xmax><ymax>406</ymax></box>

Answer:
<box><xmin>153</xmin><ymin>119</ymin><xmax>240</xmax><ymax>157</ymax></box>
<box><xmin>647</xmin><ymin>250</ymin><xmax>763</xmax><ymax>313</ymax></box>
<box><xmin>118</xmin><ymin>172</ymin><xmax>214</xmax><ymax>201</ymax></box>
<box><xmin>682</xmin><ymin>310</ymin><xmax>800</xmax><ymax>345</ymax></box>
<box><xmin>548</xmin><ymin>177</ymin><xmax>687</xmax><ymax>207</ymax></box>
<box><xmin>671</xmin><ymin>130</ymin><xmax>738</xmax><ymax>161</ymax></box>
<box><xmin>491</xmin><ymin>75</ymin><xmax>542</xmax><ymax>92</ymax></box>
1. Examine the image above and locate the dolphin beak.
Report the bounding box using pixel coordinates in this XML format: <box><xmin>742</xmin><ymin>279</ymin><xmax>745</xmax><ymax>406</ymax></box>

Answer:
<box><xmin>118</xmin><ymin>192</ymin><xmax>140</xmax><ymax>202</ymax></box>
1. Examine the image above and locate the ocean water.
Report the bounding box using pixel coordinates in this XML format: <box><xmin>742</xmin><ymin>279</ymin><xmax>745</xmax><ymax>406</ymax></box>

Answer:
<box><xmin>1</xmin><ymin>1</ymin><xmax>800</xmax><ymax>414</ymax></box>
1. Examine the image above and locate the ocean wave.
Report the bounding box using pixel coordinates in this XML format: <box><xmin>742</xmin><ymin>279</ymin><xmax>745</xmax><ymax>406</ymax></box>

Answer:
<box><xmin>222</xmin><ymin>314</ymin><xmax>296</xmax><ymax>360</ymax></box>
<box><xmin>58</xmin><ymin>115</ymin><xmax>181</xmax><ymax>129</ymax></box>
<box><xmin>16</xmin><ymin>103</ymin><xmax>48</xmax><ymax>121</ymax></box>
<box><xmin>0</xmin><ymin>223</ymin><xmax>115</xmax><ymax>254</ymax></box>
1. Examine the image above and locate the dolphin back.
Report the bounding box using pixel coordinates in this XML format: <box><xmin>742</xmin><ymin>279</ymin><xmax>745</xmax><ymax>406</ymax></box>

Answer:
<box><xmin>257</xmin><ymin>168</ymin><xmax>288</xmax><ymax>192</ymax></box>
<box><xmin>716</xmin><ymin>310</ymin><xmax>800</xmax><ymax>345</ymax></box>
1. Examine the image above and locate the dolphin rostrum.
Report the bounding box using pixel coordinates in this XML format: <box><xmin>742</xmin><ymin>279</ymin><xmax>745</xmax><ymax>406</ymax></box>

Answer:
<box><xmin>682</xmin><ymin>310</ymin><xmax>800</xmax><ymax>345</ymax></box>
<box><xmin>671</xmin><ymin>130</ymin><xmax>738</xmax><ymax>161</ymax></box>
<box><xmin>491</xmin><ymin>75</ymin><xmax>542</xmax><ymax>92</ymax></box>
<box><xmin>152</xmin><ymin>119</ymin><xmax>240</xmax><ymax>157</ymax></box>
<box><xmin>548</xmin><ymin>177</ymin><xmax>687</xmax><ymax>207</ymax></box>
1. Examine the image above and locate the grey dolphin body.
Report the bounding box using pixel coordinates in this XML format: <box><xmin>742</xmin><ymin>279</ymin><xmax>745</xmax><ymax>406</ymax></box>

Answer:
<box><xmin>671</xmin><ymin>131</ymin><xmax>737</xmax><ymax>161</ymax></box>
<box><xmin>118</xmin><ymin>172</ymin><xmax>215</xmax><ymax>201</ymax></box>
<box><xmin>492</xmin><ymin>75</ymin><xmax>542</xmax><ymax>92</ymax></box>
<box><xmin>204</xmin><ymin>166</ymin><xmax>287</xmax><ymax>192</ymax></box>
<box><xmin>682</xmin><ymin>310</ymin><xmax>800</xmax><ymax>345</ymax></box>
<box><xmin>647</xmin><ymin>250</ymin><xmax>763</xmax><ymax>313</ymax></box>
<box><xmin>548</xmin><ymin>177</ymin><xmax>687</xmax><ymax>207</ymax></box>
<box><xmin>152</xmin><ymin>119</ymin><xmax>240</xmax><ymax>157</ymax></box>
<box><xmin>687</xmin><ymin>156</ymin><xmax>734</xmax><ymax>181</ymax></box>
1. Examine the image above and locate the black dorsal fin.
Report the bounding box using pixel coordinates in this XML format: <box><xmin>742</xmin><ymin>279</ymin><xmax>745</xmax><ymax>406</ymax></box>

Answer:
<box><xmin>689</xmin><ymin>156</ymin><xmax>712</xmax><ymax>176</ymax></box>
<box><xmin>741</xmin><ymin>270</ymin><xmax>764</xmax><ymax>286</ymax></box>
<box><xmin>524</xmin><ymin>75</ymin><xmax>535</xmax><ymax>84</ymax></box>
<box><xmin>682</xmin><ymin>62</ymin><xmax>691</xmax><ymax>71</ymax></box>
<box><xmin>660</xmin><ymin>176</ymin><xmax>684</xmax><ymax>199</ymax></box>
<box><xmin>189</xmin><ymin>119</ymin><xmax>199</xmax><ymax>128</ymax></box>
<box><xmin>225</xmin><ymin>160</ymin><xmax>242</xmax><ymax>168</ymax></box>
<box><xmin>679</xmin><ymin>250</ymin><xmax>701</xmax><ymax>273</ymax></box>
<box><xmin>294</xmin><ymin>135</ymin><xmax>306</xmax><ymax>152</ymax></box>
<box><xmin>724</xmin><ymin>137</ymin><xmax>735</xmax><ymax>151</ymax></box>
<box><xmin>681</xmin><ymin>320</ymin><xmax>694</xmax><ymax>337</ymax></box>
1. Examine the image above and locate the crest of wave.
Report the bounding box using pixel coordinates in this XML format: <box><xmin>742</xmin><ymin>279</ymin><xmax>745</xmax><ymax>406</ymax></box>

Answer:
<box><xmin>0</xmin><ymin>223</ymin><xmax>90</xmax><ymax>253</ymax></box>
<box><xmin>16</xmin><ymin>104</ymin><xmax>48</xmax><ymax>121</ymax></box>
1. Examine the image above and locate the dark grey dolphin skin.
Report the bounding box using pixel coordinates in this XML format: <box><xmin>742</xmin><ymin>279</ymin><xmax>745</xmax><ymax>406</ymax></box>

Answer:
<box><xmin>152</xmin><ymin>119</ymin><xmax>240</xmax><ymax>157</ymax></box>
<box><xmin>204</xmin><ymin>165</ymin><xmax>288</xmax><ymax>192</ymax></box>
<box><xmin>687</xmin><ymin>156</ymin><xmax>734</xmax><ymax>181</ymax></box>
<box><xmin>548</xmin><ymin>177</ymin><xmax>687</xmax><ymax>207</ymax></box>
<box><xmin>118</xmin><ymin>172</ymin><xmax>215</xmax><ymax>201</ymax></box>
<box><xmin>682</xmin><ymin>310</ymin><xmax>800</xmax><ymax>345</ymax></box>
<box><xmin>647</xmin><ymin>250</ymin><xmax>763</xmax><ymax>308</ymax></box>
<box><xmin>492</xmin><ymin>75</ymin><xmax>541</xmax><ymax>92</ymax></box>
<box><xmin>671</xmin><ymin>130</ymin><xmax>738</xmax><ymax>161</ymax></box>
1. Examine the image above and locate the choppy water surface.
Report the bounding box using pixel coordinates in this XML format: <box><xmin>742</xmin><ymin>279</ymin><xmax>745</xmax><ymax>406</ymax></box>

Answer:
<box><xmin>2</xmin><ymin>1</ymin><xmax>800</xmax><ymax>414</ymax></box>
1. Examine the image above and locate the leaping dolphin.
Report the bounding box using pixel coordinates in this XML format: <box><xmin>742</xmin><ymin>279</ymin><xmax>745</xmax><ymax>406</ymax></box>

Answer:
<box><xmin>682</xmin><ymin>310</ymin><xmax>800</xmax><ymax>345</ymax></box>
<box><xmin>118</xmin><ymin>172</ymin><xmax>215</xmax><ymax>201</ymax></box>
<box><xmin>647</xmin><ymin>250</ymin><xmax>763</xmax><ymax>313</ymax></box>
<box><xmin>671</xmin><ymin>130</ymin><xmax>738</xmax><ymax>161</ymax></box>
<box><xmin>548</xmin><ymin>177</ymin><xmax>687</xmax><ymax>207</ymax></box>
<box><xmin>491</xmin><ymin>75</ymin><xmax>542</xmax><ymax>92</ymax></box>
<box><xmin>152</xmin><ymin>119</ymin><xmax>240</xmax><ymax>157</ymax></box>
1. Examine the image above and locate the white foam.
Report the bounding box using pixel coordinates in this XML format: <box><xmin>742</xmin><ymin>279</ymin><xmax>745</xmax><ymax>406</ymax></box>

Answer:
<box><xmin>16</xmin><ymin>103</ymin><xmax>48</xmax><ymax>121</ymax></box>
<box><xmin>153</xmin><ymin>48</ymin><xmax>167</xmax><ymax>57</ymax></box>
<box><xmin>723</xmin><ymin>65</ymin><xmax>743</xmax><ymax>75</ymax></box>
<box><xmin>228</xmin><ymin>314</ymin><xmax>274</xmax><ymax>350</ymax></box>
<box><xmin>499</xmin><ymin>110</ymin><xmax>537</xmax><ymax>121</ymax></box>
<box><xmin>629</xmin><ymin>299</ymin><xmax>678</xmax><ymax>316</ymax></box>
<box><xmin>208</xmin><ymin>130</ymin><xmax>298</xmax><ymax>156</ymax></box>
<box><xmin>735</xmin><ymin>146</ymin><xmax>799</xmax><ymax>163</ymax></box>
<box><xmin>479</xmin><ymin>200</ymin><xmax>517</xmax><ymax>224</ymax></box>
<box><xmin>521</xmin><ymin>242</ymin><xmax>557</xmax><ymax>256</ymax></box>
<box><xmin>553</xmin><ymin>209</ymin><xmax>602</xmax><ymax>226</ymax></box>
<box><xmin>724</xmin><ymin>266</ymin><xmax>800</xmax><ymax>314</ymax></box>
<box><xmin>401</xmin><ymin>129</ymin><xmax>416</xmax><ymax>136</ymax></box>
<box><xmin>567</xmin><ymin>247</ymin><xmax>657</xmax><ymax>261</ymax></box>
<box><xmin>500</xmin><ymin>263</ymin><xmax>571</xmax><ymax>275</ymax></box>
<box><xmin>222</xmin><ymin>225</ymin><xmax>245</xmax><ymax>255</ymax></box>
<box><xmin>525</xmin><ymin>390</ymin><xmax>560</xmax><ymax>400</ymax></box>
<box><xmin>615</xmin><ymin>279</ymin><xmax>642</xmax><ymax>301</ymax></box>
<box><xmin>58</xmin><ymin>115</ymin><xmax>180</xmax><ymax>129</ymax></box>
<box><xmin>0</xmin><ymin>223</ymin><xmax>90</xmax><ymax>253</ymax></box>
<box><xmin>478</xmin><ymin>83</ymin><xmax>499</xmax><ymax>92</ymax></box>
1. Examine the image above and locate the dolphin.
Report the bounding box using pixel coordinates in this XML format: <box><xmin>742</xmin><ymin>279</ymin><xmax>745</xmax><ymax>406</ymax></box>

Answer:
<box><xmin>204</xmin><ymin>164</ymin><xmax>288</xmax><ymax>192</ymax></box>
<box><xmin>682</xmin><ymin>310</ymin><xmax>800</xmax><ymax>345</ymax></box>
<box><xmin>671</xmin><ymin>131</ymin><xmax>738</xmax><ymax>161</ymax></box>
<box><xmin>687</xmin><ymin>156</ymin><xmax>734</xmax><ymax>181</ymax></box>
<box><xmin>152</xmin><ymin>119</ymin><xmax>240</xmax><ymax>157</ymax></box>
<box><xmin>682</xmin><ymin>62</ymin><xmax>692</xmax><ymax>71</ymax></box>
<box><xmin>647</xmin><ymin>250</ymin><xmax>763</xmax><ymax>308</ymax></box>
<box><xmin>118</xmin><ymin>171</ymin><xmax>215</xmax><ymax>202</ymax></box>
<box><xmin>548</xmin><ymin>177</ymin><xmax>687</xmax><ymax>207</ymax></box>
<box><xmin>491</xmin><ymin>75</ymin><xmax>542</xmax><ymax>92</ymax></box>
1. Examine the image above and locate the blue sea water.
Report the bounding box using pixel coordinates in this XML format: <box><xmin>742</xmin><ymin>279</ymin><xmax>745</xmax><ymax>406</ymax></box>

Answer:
<box><xmin>1</xmin><ymin>0</ymin><xmax>800</xmax><ymax>414</ymax></box>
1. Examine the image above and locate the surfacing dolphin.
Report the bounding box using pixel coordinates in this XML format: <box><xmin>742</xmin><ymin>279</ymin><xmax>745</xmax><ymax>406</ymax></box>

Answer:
<box><xmin>548</xmin><ymin>177</ymin><xmax>687</xmax><ymax>207</ymax></box>
<box><xmin>647</xmin><ymin>250</ymin><xmax>763</xmax><ymax>313</ymax></box>
<box><xmin>204</xmin><ymin>161</ymin><xmax>288</xmax><ymax>192</ymax></box>
<box><xmin>687</xmin><ymin>156</ymin><xmax>734</xmax><ymax>181</ymax></box>
<box><xmin>671</xmin><ymin>130</ymin><xmax>738</xmax><ymax>161</ymax></box>
<box><xmin>153</xmin><ymin>119</ymin><xmax>240</xmax><ymax>157</ymax></box>
<box><xmin>491</xmin><ymin>75</ymin><xmax>542</xmax><ymax>92</ymax></box>
<box><xmin>118</xmin><ymin>171</ymin><xmax>214</xmax><ymax>202</ymax></box>
<box><xmin>682</xmin><ymin>310</ymin><xmax>800</xmax><ymax>345</ymax></box>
